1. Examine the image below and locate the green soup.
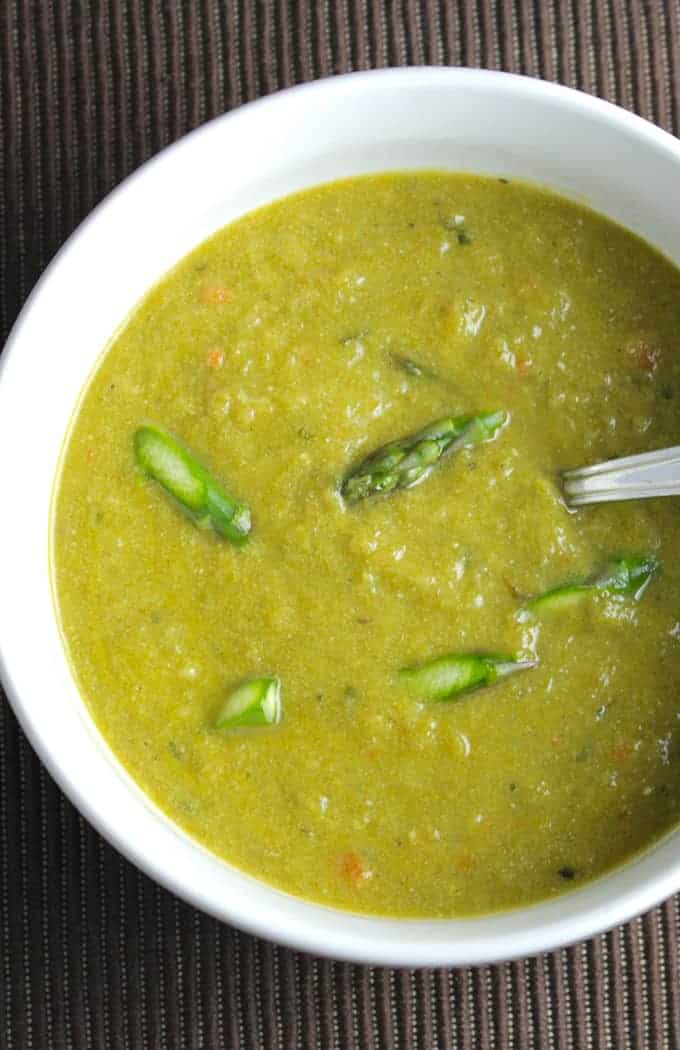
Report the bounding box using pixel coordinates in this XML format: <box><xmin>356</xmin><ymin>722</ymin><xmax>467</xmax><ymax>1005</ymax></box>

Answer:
<box><xmin>53</xmin><ymin>173</ymin><xmax>680</xmax><ymax>917</ymax></box>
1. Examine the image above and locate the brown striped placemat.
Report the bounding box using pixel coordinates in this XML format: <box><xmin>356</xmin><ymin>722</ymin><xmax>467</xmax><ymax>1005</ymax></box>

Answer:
<box><xmin>2</xmin><ymin>2</ymin><xmax>680</xmax><ymax>1047</ymax></box>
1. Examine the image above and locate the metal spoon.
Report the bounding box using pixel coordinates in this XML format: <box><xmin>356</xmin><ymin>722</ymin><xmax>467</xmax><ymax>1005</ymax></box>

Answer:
<box><xmin>562</xmin><ymin>446</ymin><xmax>680</xmax><ymax>507</ymax></box>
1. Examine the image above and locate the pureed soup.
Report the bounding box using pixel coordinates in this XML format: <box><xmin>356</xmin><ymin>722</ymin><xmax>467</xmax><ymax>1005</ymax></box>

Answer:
<box><xmin>53</xmin><ymin>174</ymin><xmax>680</xmax><ymax>917</ymax></box>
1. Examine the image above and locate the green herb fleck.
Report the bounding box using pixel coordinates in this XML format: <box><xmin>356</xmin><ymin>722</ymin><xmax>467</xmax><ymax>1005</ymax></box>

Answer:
<box><xmin>388</xmin><ymin>352</ymin><xmax>439</xmax><ymax>380</ymax></box>
<box><xmin>341</xmin><ymin>330</ymin><xmax>368</xmax><ymax>346</ymax></box>
<box><xmin>441</xmin><ymin>215</ymin><xmax>473</xmax><ymax>243</ymax></box>
<box><xmin>174</xmin><ymin>797</ymin><xmax>198</xmax><ymax>814</ymax></box>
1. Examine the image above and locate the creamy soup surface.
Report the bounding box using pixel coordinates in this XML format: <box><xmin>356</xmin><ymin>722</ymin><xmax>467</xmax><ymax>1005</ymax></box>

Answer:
<box><xmin>54</xmin><ymin>173</ymin><xmax>680</xmax><ymax>917</ymax></box>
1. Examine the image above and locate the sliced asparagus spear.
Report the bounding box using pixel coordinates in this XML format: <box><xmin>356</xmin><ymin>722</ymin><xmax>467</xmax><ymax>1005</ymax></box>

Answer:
<box><xmin>525</xmin><ymin>584</ymin><xmax>592</xmax><ymax>617</ymax></box>
<box><xmin>525</xmin><ymin>555</ymin><xmax>659</xmax><ymax>616</ymax></box>
<box><xmin>341</xmin><ymin>410</ymin><xmax>507</xmax><ymax>502</ymax></box>
<box><xmin>215</xmin><ymin>677</ymin><xmax>282</xmax><ymax>729</ymax></box>
<box><xmin>399</xmin><ymin>652</ymin><xmax>536</xmax><ymax>701</ymax></box>
<box><xmin>134</xmin><ymin>425</ymin><xmax>251</xmax><ymax>545</ymax></box>
<box><xmin>592</xmin><ymin>555</ymin><xmax>659</xmax><ymax>598</ymax></box>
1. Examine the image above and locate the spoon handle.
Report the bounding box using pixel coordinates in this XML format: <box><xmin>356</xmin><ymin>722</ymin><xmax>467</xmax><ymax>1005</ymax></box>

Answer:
<box><xmin>562</xmin><ymin>446</ymin><xmax>680</xmax><ymax>506</ymax></box>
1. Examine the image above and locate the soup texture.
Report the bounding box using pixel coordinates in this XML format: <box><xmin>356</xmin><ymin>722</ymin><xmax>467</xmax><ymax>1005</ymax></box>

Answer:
<box><xmin>54</xmin><ymin>173</ymin><xmax>680</xmax><ymax>917</ymax></box>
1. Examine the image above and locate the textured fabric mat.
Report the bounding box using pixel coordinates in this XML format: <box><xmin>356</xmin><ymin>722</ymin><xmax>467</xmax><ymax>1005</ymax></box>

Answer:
<box><xmin>2</xmin><ymin>2</ymin><xmax>680</xmax><ymax>1047</ymax></box>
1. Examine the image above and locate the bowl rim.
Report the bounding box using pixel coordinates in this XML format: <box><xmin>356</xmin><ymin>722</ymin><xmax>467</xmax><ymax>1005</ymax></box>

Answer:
<box><xmin>3</xmin><ymin>65</ymin><xmax>680</xmax><ymax>967</ymax></box>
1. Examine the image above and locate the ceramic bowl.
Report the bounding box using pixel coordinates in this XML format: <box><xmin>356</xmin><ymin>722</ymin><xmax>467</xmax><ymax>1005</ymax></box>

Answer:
<box><xmin>2</xmin><ymin>68</ymin><xmax>680</xmax><ymax>966</ymax></box>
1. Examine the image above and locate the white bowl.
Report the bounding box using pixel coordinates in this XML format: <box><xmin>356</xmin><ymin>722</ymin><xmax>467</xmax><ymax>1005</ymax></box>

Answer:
<box><xmin>2</xmin><ymin>68</ymin><xmax>680</xmax><ymax>968</ymax></box>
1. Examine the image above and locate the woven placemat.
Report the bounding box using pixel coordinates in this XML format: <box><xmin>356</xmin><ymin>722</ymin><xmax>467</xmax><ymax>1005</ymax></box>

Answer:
<box><xmin>2</xmin><ymin>2</ymin><xmax>680</xmax><ymax>1047</ymax></box>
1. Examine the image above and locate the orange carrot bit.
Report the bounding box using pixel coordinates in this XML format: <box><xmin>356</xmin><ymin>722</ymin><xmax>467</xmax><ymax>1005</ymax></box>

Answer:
<box><xmin>517</xmin><ymin>358</ymin><xmax>532</xmax><ymax>376</ymax></box>
<box><xmin>611</xmin><ymin>741</ymin><xmax>634</xmax><ymax>763</ymax></box>
<box><xmin>626</xmin><ymin>340</ymin><xmax>661</xmax><ymax>374</ymax></box>
<box><xmin>515</xmin><ymin>274</ymin><xmax>551</xmax><ymax>308</ymax></box>
<box><xmin>206</xmin><ymin>347</ymin><xmax>225</xmax><ymax>369</ymax></box>
<box><xmin>514</xmin><ymin>275</ymin><xmax>539</xmax><ymax>298</ymax></box>
<box><xmin>639</xmin><ymin>344</ymin><xmax>661</xmax><ymax>373</ymax></box>
<box><xmin>339</xmin><ymin>851</ymin><xmax>367</xmax><ymax>883</ymax></box>
<box><xmin>453</xmin><ymin>850</ymin><xmax>477</xmax><ymax>875</ymax></box>
<box><xmin>199</xmin><ymin>284</ymin><xmax>234</xmax><ymax>305</ymax></box>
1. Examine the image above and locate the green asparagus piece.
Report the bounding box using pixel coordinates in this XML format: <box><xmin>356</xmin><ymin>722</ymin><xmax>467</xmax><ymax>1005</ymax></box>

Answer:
<box><xmin>341</xmin><ymin>410</ymin><xmax>507</xmax><ymax>502</ymax></box>
<box><xmin>134</xmin><ymin>425</ymin><xmax>251</xmax><ymax>545</ymax></box>
<box><xmin>592</xmin><ymin>555</ymin><xmax>659</xmax><ymax>597</ymax></box>
<box><xmin>525</xmin><ymin>555</ymin><xmax>659</xmax><ymax>617</ymax></box>
<box><xmin>215</xmin><ymin>677</ymin><xmax>282</xmax><ymax>729</ymax></box>
<box><xmin>525</xmin><ymin>584</ymin><xmax>591</xmax><ymax>617</ymax></box>
<box><xmin>399</xmin><ymin>652</ymin><xmax>536</xmax><ymax>701</ymax></box>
